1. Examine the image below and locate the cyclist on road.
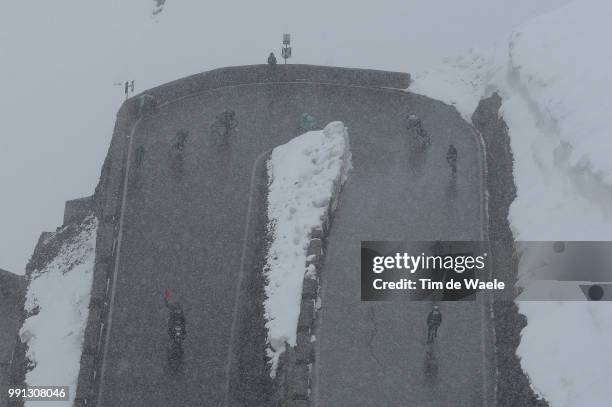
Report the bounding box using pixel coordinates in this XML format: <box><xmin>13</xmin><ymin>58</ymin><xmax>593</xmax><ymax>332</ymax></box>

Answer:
<box><xmin>426</xmin><ymin>305</ymin><xmax>442</xmax><ymax>344</ymax></box>
<box><xmin>406</xmin><ymin>114</ymin><xmax>430</xmax><ymax>149</ymax></box>
<box><xmin>300</xmin><ymin>113</ymin><xmax>319</xmax><ymax>131</ymax></box>
<box><xmin>134</xmin><ymin>146</ymin><xmax>145</xmax><ymax>167</ymax></box>
<box><xmin>446</xmin><ymin>144</ymin><xmax>458</xmax><ymax>174</ymax></box>
<box><xmin>173</xmin><ymin>130</ymin><xmax>189</xmax><ymax>152</ymax></box>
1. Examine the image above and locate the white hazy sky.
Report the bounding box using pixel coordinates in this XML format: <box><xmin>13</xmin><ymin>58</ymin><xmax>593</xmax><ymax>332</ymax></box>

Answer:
<box><xmin>0</xmin><ymin>0</ymin><xmax>571</xmax><ymax>274</ymax></box>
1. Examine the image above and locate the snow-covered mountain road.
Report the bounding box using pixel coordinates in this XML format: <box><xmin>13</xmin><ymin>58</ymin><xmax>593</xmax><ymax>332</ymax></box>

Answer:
<box><xmin>91</xmin><ymin>65</ymin><xmax>492</xmax><ymax>406</ymax></box>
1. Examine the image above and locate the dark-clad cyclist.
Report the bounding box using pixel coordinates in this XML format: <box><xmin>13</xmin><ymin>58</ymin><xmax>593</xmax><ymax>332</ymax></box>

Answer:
<box><xmin>164</xmin><ymin>290</ymin><xmax>186</xmax><ymax>342</ymax></box>
<box><xmin>426</xmin><ymin>305</ymin><xmax>442</xmax><ymax>344</ymax></box>
<box><xmin>446</xmin><ymin>144</ymin><xmax>458</xmax><ymax>174</ymax></box>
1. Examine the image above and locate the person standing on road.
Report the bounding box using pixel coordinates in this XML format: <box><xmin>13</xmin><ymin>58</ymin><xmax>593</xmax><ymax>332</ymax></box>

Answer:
<box><xmin>427</xmin><ymin>305</ymin><xmax>442</xmax><ymax>343</ymax></box>
<box><xmin>268</xmin><ymin>52</ymin><xmax>277</xmax><ymax>67</ymax></box>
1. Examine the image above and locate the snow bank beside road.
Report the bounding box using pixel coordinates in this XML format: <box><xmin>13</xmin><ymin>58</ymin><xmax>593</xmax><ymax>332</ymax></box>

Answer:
<box><xmin>517</xmin><ymin>300</ymin><xmax>612</xmax><ymax>406</ymax></box>
<box><xmin>500</xmin><ymin>0</ymin><xmax>612</xmax><ymax>241</ymax></box>
<box><xmin>264</xmin><ymin>121</ymin><xmax>352</xmax><ymax>373</ymax></box>
<box><xmin>411</xmin><ymin>47</ymin><xmax>502</xmax><ymax>121</ymax></box>
<box><xmin>19</xmin><ymin>215</ymin><xmax>97</xmax><ymax>406</ymax></box>
<box><xmin>412</xmin><ymin>1</ymin><xmax>612</xmax><ymax>405</ymax></box>
<box><xmin>412</xmin><ymin>0</ymin><xmax>612</xmax><ymax>240</ymax></box>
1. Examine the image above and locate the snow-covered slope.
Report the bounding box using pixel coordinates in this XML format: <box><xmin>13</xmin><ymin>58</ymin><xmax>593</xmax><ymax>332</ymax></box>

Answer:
<box><xmin>413</xmin><ymin>0</ymin><xmax>612</xmax><ymax>240</ymax></box>
<box><xmin>412</xmin><ymin>1</ymin><xmax>612</xmax><ymax>405</ymax></box>
<box><xmin>264</xmin><ymin>121</ymin><xmax>352</xmax><ymax>374</ymax></box>
<box><xmin>19</xmin><ymin>215</ymin><xmax>97</xmax><ymax>406</ymax></box>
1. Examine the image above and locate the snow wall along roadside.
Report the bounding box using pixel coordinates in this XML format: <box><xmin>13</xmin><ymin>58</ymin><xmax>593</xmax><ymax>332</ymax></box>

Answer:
<box><xmin>267</xmin><ymin>122</ymin><xmax>352</xmax><ymax>406</ymax></box>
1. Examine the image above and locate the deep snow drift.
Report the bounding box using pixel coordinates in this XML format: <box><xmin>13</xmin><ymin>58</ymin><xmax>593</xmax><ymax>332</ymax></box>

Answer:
<box><xmin>19</xmin><ymin>215</ymin><xmax>97</xmax><ymax>406</ymax></box>
<box><xmin>411</xmin><ymin>1</ymin><xmax>612</xmax><ymax>405</ymax></box>
<box><xmin>264</xmin><ymin>121</ymin><xmax>352</xmax><ymax>374</ymax></box>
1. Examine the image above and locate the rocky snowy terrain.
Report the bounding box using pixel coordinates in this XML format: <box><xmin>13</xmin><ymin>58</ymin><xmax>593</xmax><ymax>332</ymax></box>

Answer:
<box><xmin>412</xmin><ymin>1</ymin><xmax>612</xmax><ymax>404</ymax></box>
<box><xmin>19</xmin><ymin>215</ymin><xmax>97</xmax><ymax>406</ymax></box>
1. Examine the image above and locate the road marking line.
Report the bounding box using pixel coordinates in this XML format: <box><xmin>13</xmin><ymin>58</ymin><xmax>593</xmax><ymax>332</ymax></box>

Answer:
<box><xmin>471</xmin><ymin>126</ymin><xmax>496</xmax><ymax>407</ymax></box>
<box><xmin>156</xmin><ymin>81</ymin><xmax>410</xmax><ymax>110</ymax></box>
<box><xmin>96</xmin><ymin>117</ymin><xmax>141</xmax><ymax>406</ymax></box>
<box><xmin>223</xmin><ymin>148</ymin><xmax>271</xmax><ymax>407</ymax></box>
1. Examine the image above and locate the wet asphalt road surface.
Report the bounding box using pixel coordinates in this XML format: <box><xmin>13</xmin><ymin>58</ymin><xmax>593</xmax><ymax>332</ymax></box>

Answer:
<box><xmin>314</xmin><ymin>96</ymin><xmax>494</xmax><ymax>406</ymax></box>
<box><xmin>96</xmin><ymin>80</ymin><xmax>492</xmax><ymax>406</ymax></box>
